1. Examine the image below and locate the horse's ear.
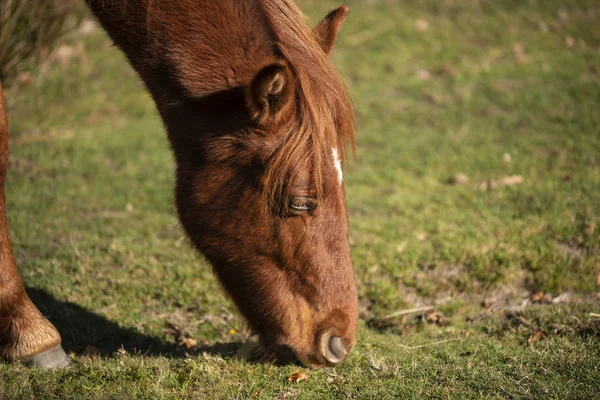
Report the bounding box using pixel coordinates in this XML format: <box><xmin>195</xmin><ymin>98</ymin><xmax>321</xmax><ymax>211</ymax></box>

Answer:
<box><xmin>313</xmin><ymin>5</ymin><xmax>350</xmax><ymax>55</ymax></box>
<box><xmin>246</xmin><ymin>63</ymin><xmax>295</xmax><ymax>125</ymax></box>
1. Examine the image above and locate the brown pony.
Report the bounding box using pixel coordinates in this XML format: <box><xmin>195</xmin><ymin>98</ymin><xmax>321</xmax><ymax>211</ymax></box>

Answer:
<box><xmin>0</xmin><ymin>0</ymin><xmax>357</xmax><ymax>369</ymax></box>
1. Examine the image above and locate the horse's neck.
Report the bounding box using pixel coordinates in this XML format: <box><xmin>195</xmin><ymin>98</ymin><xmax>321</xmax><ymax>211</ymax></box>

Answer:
<box><xmin>85</xmin><ymin>0</ymin><xmax>278</xmax><ymax>103</ymax></box>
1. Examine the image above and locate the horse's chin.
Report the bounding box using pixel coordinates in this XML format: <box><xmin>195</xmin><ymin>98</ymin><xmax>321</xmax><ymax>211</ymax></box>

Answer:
<box><xmin>234</xmin><ymin>335</ymin><xmax>261</xmax><ymax>361</ymax></box>
<box><xmin>235</xmin><ymin>335</ymin><xmax>318</xmax><ymax>368</ymax></box>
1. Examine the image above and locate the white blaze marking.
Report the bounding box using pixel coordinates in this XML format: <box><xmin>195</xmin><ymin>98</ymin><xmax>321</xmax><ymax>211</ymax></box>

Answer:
<box><xmin>332</xmin><ymin>147</ymin><xmax>343</xmax><ymax>184</ymax></box>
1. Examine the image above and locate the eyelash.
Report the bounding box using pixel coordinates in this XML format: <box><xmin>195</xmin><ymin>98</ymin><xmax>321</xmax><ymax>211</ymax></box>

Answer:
<box><xmin>289</xmin><ymin>197</ymin><xmax>317</xmax><ymax>214</ymax></box>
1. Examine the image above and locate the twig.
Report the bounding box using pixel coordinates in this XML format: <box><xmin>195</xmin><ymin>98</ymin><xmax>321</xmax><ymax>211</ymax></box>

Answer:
<box><xmin>516</xmin><ymin>372</ymin><xmax>534</xmax><ymax>385</ymax></box>
<box><xmin>382</xmin><ymin>306</ymin><xmax>434</xmax><ymax>320</ymax></box>
<box><xmin>69</xmin><ymin>236</ymin><xmax>82</xmax><ymax>258</ymax></box>
<box><xmin>398</xmin><ymin>338</ymin><xmax>460</xmax><ymax>350</ymax></box>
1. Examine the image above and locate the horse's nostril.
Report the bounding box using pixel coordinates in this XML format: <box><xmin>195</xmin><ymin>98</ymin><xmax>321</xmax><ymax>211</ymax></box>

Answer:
<box><xmin>323</xmin><ymin>334</ymin><xmax>347</xmax><ymax>365</ymax></box>
<box><xmin>329</xmin><ymin>336</ymin><xmax>345</xmax><ymax>359</ymax></box>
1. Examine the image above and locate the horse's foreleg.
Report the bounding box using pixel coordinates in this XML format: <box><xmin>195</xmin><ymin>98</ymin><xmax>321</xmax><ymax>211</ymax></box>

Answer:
<box><xmin>0</xmin><ymin>82</ymin><xmax>70</xmax><ymax>369</ymax></box>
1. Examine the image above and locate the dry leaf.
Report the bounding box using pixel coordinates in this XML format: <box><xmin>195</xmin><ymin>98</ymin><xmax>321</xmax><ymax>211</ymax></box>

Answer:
<box><xmin>52</xmin><ymin>43</ymin><xmax>88</xmax><ymax>66</ymax></box>
<box><xmin>416</xmin><ymin>69</ymin><xmax>431</xmax><ymax>80</ymax></box>
<box><xmin>558</xmin><ymin>9</ymin><xmax>569</xmax><ymax>22</ymax></box>
<box><xmin>179</xmin><ymin>337</ymin><xmax>198</xmax><ymax>349</ymax></box>
<box><xmin>530</xmin><ymin>291</ymin><xmax>545</xmax><ymax>302</ymax></box>
<box><xmin>513</xmin><ymin>43</ymin><xmax>527</xmax><ymax>64</ymax></box>
<box><xmin>396</xmin><ymin>241</ymin><xmax>408</xmax><ymax>254</ymax></box>
<box><xmin>415</xmin><ymin>19</ymin><xmax>429</xmax><ymax>32</ymax></box>
<box><xmin>497</xmin><ymin>175</ymin><xmax>524</xmax><ymax>186</ymax></box>
<box><xmin>482</xmin><ymin>298</ymin><xmax>493</xmax><ymax>309</ymax></box>
<box><xmin>82</xmin><ymin>345</ymin><xmax>99</xmax><ymax>360</ymax></box>
<box><xmin>530</xmin><ymin>291</ymin><xmax>552</xmax><ymax>303</ymax></box>
<box><xmin>565</xmin><ymin>36</ymin><xmax>575</xmax><ymax>48</ymax></box>
<box><xmin>585</xmin><ymin>221</ymin><xmax>596</xmax><ymax>237</ymax></box>
<box><xmin>449</xmin><ymin>173</ymin><xmax>469</xmax><ymax>185</ymax></box>
<box><xmin>288</xmin><ymin>371</ymin><xmax>308</xmax><ymax>383</ymax></box>
<box><xmin>79</xmin><ymin>19</ymin><xmax>97</xmax><ymax>34</ymax></box>
<box><xmin>527</xmin><ymin>330</ymin><xmax>545</xmax><ymax>345</ymax></box>
<box><xmin>424</xmin><ymin>310</ymin><xmax>449</xmax><ymax>326</ymax></box>
<box><xmin>478</xmin><ymin>179</ymin><xmax>496</xmax><ymax>190</ymax></box>
<box><xmin>16</xmin><ymin>72</ymin><xmax>33</xmax><ymax>86</ymax></box>
<box><xmin>479</xmin><ymin>175</ymin><xmax>524</xmax><ymax>190</ymax></box>
<box><xmin>368</xmin><ymin>356</ymin><xmax>384</xmax><ymax>371</ymax></box>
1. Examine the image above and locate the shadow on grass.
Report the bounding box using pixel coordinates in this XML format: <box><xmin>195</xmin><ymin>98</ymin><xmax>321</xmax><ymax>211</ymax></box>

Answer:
<box><xmin>26</xmin><ymin>287</ymin><xmax>242</xmax><ymax>359</ymax></box>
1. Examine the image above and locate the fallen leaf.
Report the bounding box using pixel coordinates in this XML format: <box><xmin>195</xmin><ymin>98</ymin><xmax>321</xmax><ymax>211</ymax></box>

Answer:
<box><xmin>288</xmin><ymin>371</ymin><xmax>308</xmax><ymax>383</ymax></box>
<box><xmin>396</xmin><ymin>241</ymin><xmax>408</xmax><ymax>254</ymax></box>
<box><xmin>82</xmin><ymin>345</ymin><xmax>99</xmax><ymax>360</ymax></box>
<box><xmin>179</xmin><ymin>337</ymin><xmax>198</xmax><ymax>349</ymax></box>
<box><xmin>552</xmin><ymin>293</ymin><xmax>571</xmax><ymax>304</ymax></box>
<box><xmin>558</xmin><ymin>9</ymin><xmax>569</xmax><ymax>22</ymax></box>
<box><xmin>585</xmin><ymin>221</ymin><xmax>596</xmax><ymax>237</ymax></box>
<box><xmin>449</xmin><ymin>173</ymin><xmax>469</xmax><ymax>185</ymax></box>
<box><xmin>513</xmin><ymin>43</ymin><xmax>527</xmax><ymax>64</ymax></box>
<box><xmin>424</xmin><ymin>310</ymin><xmax>449</xmax><ymax>326</ymax></box>
<box><xmin>530</xmin><ymin>291</ymin><xmax>545</xmax><ymax>302</ymax></box>
<box><xmin>368</xmin><ymin>356</ymin><xmax>384</xmax><ymax>371</ymax></box>
<box><xmin>565</xmin><ymin>36</ymin><xmax>575</xmax><ymax>48</ymax></box>
<box><xmin>479</xmin><ymin>175</ymin><xmax>524</xmax><ymax>190</ymax></box>
<box><xmin>416</xmin><ymin>69</ymin><xmax>431</xmax><ymax>80</ymax></box>
<box><xmin>415</xmin><ymin>232</ymin><xmax>427</xmax><ymax>241</ymax></box>
<box><xmin>16</xmin><ymin>72</ymin><xmax>33</xmax><ymax>86</ymax></box>
<box><xmin>527</xmin><ymin>330</ymin><xmax>546</xmax><ymax>345</ymax></box>
<box><xmin>497</xmin><ymin>175</ymin><xmax>524</xmax><ymax>186</ymax></box>
<box><xmin>52</xmin><ymin>43</ymin><xmax>88</xmax><ymax>66</ymax></box>
<box><xmin>415</xmin><ymin>19</ymin><xmax>429</xmax><ymax>32</ymax></box>
<box><xmin>79</xmin><ymin>19</ymin><xmax>97</xmax><ymax>34</ymax></box>
<box><xmin>478</xmin><ymin>179</ymin><xmax>496</xmax><ymax>191</ymax></box>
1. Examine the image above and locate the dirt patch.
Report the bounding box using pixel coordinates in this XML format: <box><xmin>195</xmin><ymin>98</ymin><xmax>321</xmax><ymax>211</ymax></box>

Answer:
<box><xmin>491</xmin><ymin>305</ymin><xmax>600</xmax><ymax>342</ymax></box>
<box><xmin>367</xmin><ymin>307</ymin><xmax>449</xmax><ymax>334</ymax></box>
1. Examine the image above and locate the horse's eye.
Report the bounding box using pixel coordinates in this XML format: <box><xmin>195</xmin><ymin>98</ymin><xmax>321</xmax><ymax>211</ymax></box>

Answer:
<box><xmin>289</xmin><ymin>196</ymin><xmax>317</xmax><ymax>215</ymax></box>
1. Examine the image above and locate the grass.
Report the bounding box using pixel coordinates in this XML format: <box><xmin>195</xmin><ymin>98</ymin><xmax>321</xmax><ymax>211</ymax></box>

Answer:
<box><xmin>1</xmin><ymin>0</ymin><xmax>599</xmax><ymax>398</ymax></box>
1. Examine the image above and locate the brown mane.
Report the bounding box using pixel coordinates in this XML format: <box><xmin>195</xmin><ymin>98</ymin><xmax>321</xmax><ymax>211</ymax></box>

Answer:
<box><xmin>259</xmin><ymin>0</ymin><xmax>355</xmax><ymax>208</ymax></box>
<box><xmin>120</xmin><ymin>0</ymin><xmax>355</xmax><ymax>208</ymax></box>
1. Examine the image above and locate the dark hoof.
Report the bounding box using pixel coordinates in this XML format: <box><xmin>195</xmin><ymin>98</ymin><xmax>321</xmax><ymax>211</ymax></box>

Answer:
<box><xmin>23</xmin><ymin>345</ymin><xmax>71</xmax><ymax>369</ymax></box>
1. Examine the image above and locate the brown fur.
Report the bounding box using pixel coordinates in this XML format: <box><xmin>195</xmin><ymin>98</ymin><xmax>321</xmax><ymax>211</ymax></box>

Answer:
<box><xmin>0</xmin><ymin>0</ymin><xmax>358</xmax><ymax>368</ymax></box>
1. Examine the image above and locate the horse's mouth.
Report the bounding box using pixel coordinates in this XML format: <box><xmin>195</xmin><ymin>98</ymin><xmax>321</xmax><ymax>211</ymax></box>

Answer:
<box><xmin>235</xmin><ymin>336</ymin><xmax>306</xmax><ymax>366</ymax></box>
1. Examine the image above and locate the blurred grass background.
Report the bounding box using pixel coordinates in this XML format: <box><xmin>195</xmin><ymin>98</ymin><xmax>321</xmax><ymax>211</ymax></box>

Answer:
<box><xmin>1</xmin><ymin>0</ymin><xmax>599</xmax><ymax>398</ymax></box>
